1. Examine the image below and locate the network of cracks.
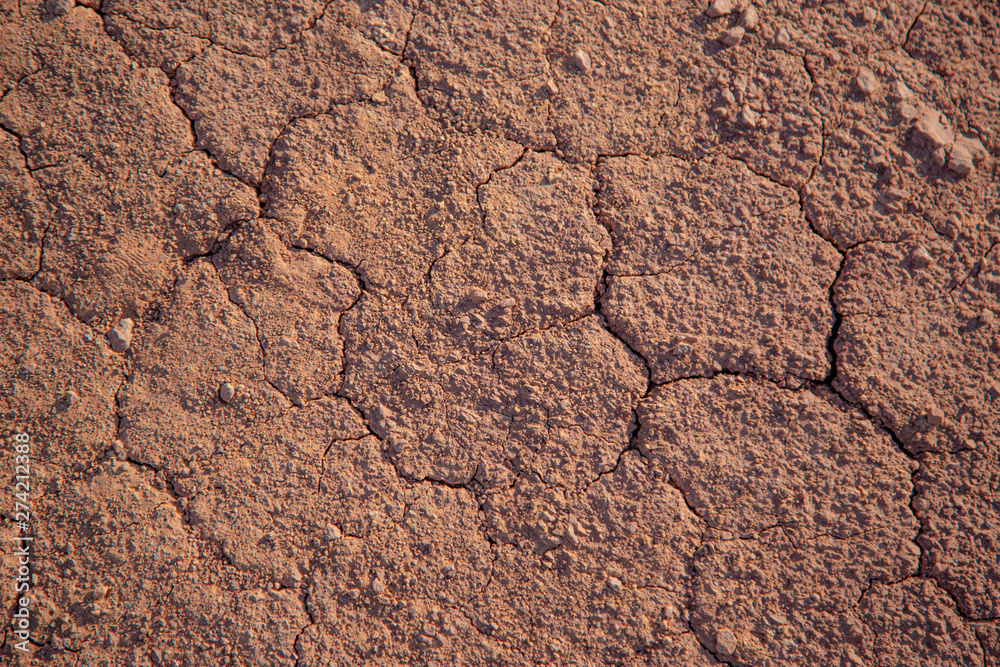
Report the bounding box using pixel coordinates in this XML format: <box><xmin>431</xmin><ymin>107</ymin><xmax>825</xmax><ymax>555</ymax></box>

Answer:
<box><xmin>0</xmin><ymin>0</ymin><xmax>998</xmax><ymax>665</ymax></box>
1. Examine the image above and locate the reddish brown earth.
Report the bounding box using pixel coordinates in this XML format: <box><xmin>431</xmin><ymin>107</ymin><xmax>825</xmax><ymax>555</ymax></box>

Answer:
<box><xmin>1</xmin><ymin>0</ymin><xmax>998</xmax><ymax>665</ymax></box>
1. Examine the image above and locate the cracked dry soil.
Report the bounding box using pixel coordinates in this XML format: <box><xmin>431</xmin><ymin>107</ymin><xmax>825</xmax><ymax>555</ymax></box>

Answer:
<box><xmin>0</xmin><ymin>0</ymin><xmax>998</xmax><ymax>664</ymax></box>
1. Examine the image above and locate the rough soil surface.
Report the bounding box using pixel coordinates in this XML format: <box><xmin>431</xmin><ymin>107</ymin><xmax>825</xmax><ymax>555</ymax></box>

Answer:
<box><xmin>0</xmin><ymin>0</ymin><xmax>997</xmax><ymax>665</ymax></box>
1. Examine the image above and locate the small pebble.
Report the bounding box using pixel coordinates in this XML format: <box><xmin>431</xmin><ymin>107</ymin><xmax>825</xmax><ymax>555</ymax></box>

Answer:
<box><xmin>544</xmin><ymin>78</ymin><xmax>559</xmax><ymax>95</ymax></box>
<box><xmin>892</xmin><ymin>79</ymin><xmax>914</xmax><ymax>100</ymax></box>
<box><xmin>45</xmin><ymin>0</ymin><xmax>72</xmax><ymax>15</ymax></box>
<box><xmin>707</xmin><ymin>0</ymin><xmax>736</xmax><ymax>17</ymax></box>
<box><xmin>716</xmin><ymin>628</ymin><xmax>738</xmax><ymax>654</ymax></box>
<box><xmin>855</xmin><ymin>68</ymin><xmax>880</xmax><ymax>96</ymax></box>
<box><xmin>571</xmin><ymin>48</ymin><xmax>592</xmax><ymax>75</ymax></box>
<box><xmin>947</xmin><ymin>135</ymin><xmax>988</xmax><ymax>176</ymax></box>
<box><xmin>982</xmin><ymin>309</ymin><xmax>995</xmax><ymax>326</ymax></box>
<box><xmin>910</xmin><ymin>246</ymin><xmax>933</xmax><ymax>267</ymax></box>
<box><xmin>64</xmin><ymin>390</ymin><xmax>80</xmax><ymax>406</ymax></box>
<box><xmin>766</xmin><ymin>610</ymin><xmax>789</xmax><ymax>625</ymax></box>
<box><xmin>914</xmin><ymin>107</ymin><xmax>954</xmax><ymax>150</ymax></box>
<box><xmin>721</xmin><ymin>25</ymin><xmax>746</xmax><ymax>46</ymax></box>
<box><xmin>108</xmin><ymin>317</ymin><xmax>134</xmax><ymax>353</ymax></box>
<box><xmin>942</xmin><ymin>213</ymin><xmax>963</xmax><ymax>238</ymax></box>
<box><xmin>947</xmin><ymin>143</ymin><xmax>975</xmax><ymax>176</ymax></box>
<box><xmin>739</xmin><ymin>103</ymin><xmax>759</xmax><ymax>128</ymax></box>
<box><xmin>925</xmin><ymin>404</ymin><xmax>945</xmax><ymax>427</ymax></box>
<box><xmin>219</xmin><ymin>382</ymin><xmax>235</xmax><ymax>403</ymax></box>
<box><xmin>465</xmin><ymin>288</ymin><xmax>490</xmax><ymax>304</ymax></box>
<box><xmin>740</xmin><ymin>5</ymin><xmax>759</xmax><ymax>30</ymax></box>
<box><xmin>606</xmin><ymin>577</ymin><xmax>623</xmax><ymax>593</ymax></box>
